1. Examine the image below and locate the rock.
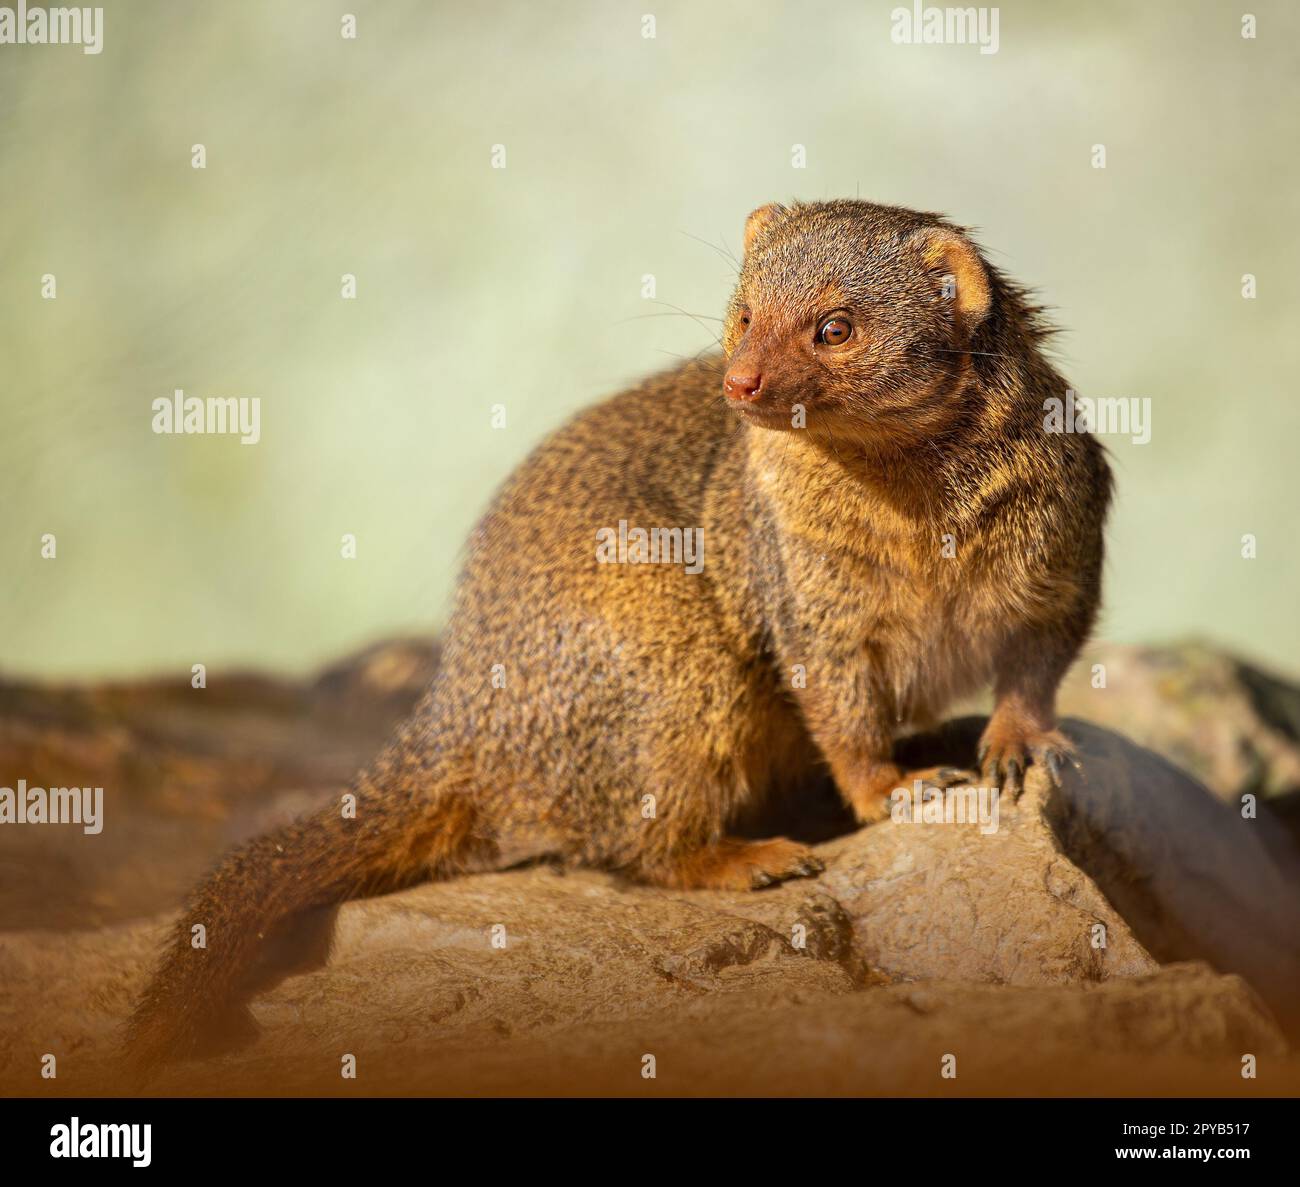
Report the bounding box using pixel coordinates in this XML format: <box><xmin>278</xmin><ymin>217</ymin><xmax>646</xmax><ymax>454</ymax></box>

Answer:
<box><xmin>311</xmin><ymin>637</ymin><xmax>441</xmax><ymax>730</ymax></box>
<box><xmin>1</xmin><ymin>642</ymin><xmax>1299</xmax><ymax>1096</ymax></box>
<box><xmin>1059</xmin><ymin>641</ymin><xmax>1300</xmax><ymax>804</ymax></box>
<box><xmin>1043</xmin><ymin>718</ymin><xmax>1300</xmax><ymax>1036</ymax></box>
<box><xmin>817</xmin><ymin>739</ymin><xmax>1156</xmax><ymax>988</ymax></box>
<box><xmin>0</xmin><ymin>875</ymin><xmax>1289</xmax><ymax>1097</ymax></box>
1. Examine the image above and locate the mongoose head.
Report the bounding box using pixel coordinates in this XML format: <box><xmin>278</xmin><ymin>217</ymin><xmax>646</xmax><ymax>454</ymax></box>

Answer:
<box><xmin>721</xmin><ymin>199</ymin><xmax>995</xmax><ymax>446</ymax></box>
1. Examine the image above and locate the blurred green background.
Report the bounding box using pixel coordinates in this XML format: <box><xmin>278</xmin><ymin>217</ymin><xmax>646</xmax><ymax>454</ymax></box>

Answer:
<box><xmin>1</xmin><ymin>0</ymin><xmax>1297</xmax><ymax>680</ymax></box>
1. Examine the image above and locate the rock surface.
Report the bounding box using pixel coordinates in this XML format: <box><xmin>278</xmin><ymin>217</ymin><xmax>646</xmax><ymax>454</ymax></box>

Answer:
<box><xmin>1</xmin><ymin>641</ymin><xmax>1298</xmax><ymax>1096</ymax></box>
<box><xmin>1057</xmin><ymin>640</ymin><xmax>1300</xmax><ymax>805</ymax></box>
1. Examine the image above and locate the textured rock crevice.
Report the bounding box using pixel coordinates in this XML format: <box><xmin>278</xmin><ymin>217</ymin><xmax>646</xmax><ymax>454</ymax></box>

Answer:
<box><xmin>2</xmin><ymin>640</ymin><xmax>1299</xmax><ymax>1095</ymax></box>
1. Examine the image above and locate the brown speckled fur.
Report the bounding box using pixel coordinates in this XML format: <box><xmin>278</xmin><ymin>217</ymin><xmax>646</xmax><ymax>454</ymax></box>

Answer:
<box><xmin>127</xmin><ymin>200</ymin><xmax>1111</xmax><ymax>1066</ymax></box>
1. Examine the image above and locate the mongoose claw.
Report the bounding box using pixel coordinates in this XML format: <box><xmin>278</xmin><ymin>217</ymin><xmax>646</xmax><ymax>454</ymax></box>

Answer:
<box><xmin>752</xmin><ymin>850</ymin><xmax>824</xmax><ymax>889</ymax></box>
<box><xmin>742</xmin><ymin>840</ymin><xmax>824</xmax><ymax>890</ymax></box>
<box><xmin>658</xmin><ymin>838</ymin><xmax>824</xmax><ymax>892</ymax></box>
<box><xmin>979</xmin><ymin>748</ymin><xmax>1023</xmax><ymax>801</ymax></box>
<box><xmin>906</xmin><ymin>766</ymin><xmax>978</xmax><ymax>792</ymax></box>
<box><xmin>980</xmin><ymin>751</ymin><xmax>1024</xmax><ymax>800</ymax></box>
<box><xmin>752</xmin><ymin>852</ymin><xmax>823</xmax><ymax>889</ymax></box>
<box><xmin>1041</xmin><ymin>744</ymin><xmax>1084</xmax><ymax>788</ymax></box>
<box><xmin>977</xmin><ymin>724</ymin><xmax>1078</xmax><ymax>801</ymax></box>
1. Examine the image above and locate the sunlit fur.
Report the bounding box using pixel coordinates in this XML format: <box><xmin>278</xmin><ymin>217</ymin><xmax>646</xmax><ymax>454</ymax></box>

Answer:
<box><xmin>127</xmin><ymin>200</ymin><xmax>1111</xmax><ymax>1069</ymax></box>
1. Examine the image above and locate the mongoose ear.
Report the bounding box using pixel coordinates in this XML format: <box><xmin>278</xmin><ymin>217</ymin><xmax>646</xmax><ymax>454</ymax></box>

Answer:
<box><xmin>743</xmin><ymin>203</ymin><xmax>787</xmax><ymax>255</ymax></box>
<box><xmin>911</xmin><ymin>226</ymin><xmax>992</xmax><ymax>335</ymax></box>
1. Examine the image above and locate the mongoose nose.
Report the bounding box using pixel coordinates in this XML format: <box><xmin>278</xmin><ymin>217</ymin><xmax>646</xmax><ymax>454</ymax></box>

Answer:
<box><xmin>724</xmin><ymin>370</ymin><xmax>763</xmax><ymax>402</ymax></box>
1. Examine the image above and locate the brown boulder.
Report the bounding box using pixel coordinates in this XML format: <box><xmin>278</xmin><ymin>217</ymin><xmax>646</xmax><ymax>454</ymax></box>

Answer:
<box><xmin>1</xmin><ymin>646</ymin><xmax>1298</xmax><ymax>1096</ymax></box>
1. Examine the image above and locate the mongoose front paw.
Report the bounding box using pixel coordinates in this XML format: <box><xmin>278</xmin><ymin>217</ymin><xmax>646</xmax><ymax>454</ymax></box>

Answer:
<box><xmin>847</xmin><ymin>764</ymin><xmax>978</xmax><ymax>824</ymax></box>
<box><xmin>977</xmin><ymin>723</ymin><xmax>1078</xmax><ymax>799</ymax></box>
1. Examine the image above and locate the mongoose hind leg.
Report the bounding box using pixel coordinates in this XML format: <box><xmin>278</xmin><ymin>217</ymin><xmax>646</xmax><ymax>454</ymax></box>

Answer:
<box><xmin>643</xmin><ymin>836</ymin><xmax>823</xmax><ymax>892</ymax></box>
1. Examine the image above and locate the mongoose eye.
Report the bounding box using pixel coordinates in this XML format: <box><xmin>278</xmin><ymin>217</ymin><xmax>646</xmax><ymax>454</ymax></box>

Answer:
<box><xmin>817</xmin><ymin>317</ymin><xmax>852</xmax><ymax>346</ymax></box>
<box><xmin>740</xmin><ymin>312</ymin><xmax>751</xmax><ymax>327</ymax></box>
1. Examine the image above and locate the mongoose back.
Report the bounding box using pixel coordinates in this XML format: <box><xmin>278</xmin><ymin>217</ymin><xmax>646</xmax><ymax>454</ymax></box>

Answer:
<box><xmin>128</xmin><ymin>199</ymin><xmax>1111</xmax><ymax>1066</ymax></box>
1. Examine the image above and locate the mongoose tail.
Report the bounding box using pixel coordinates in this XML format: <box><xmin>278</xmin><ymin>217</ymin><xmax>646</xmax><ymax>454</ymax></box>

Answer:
<box><xmin>125</xmin><ymin>197</ymin><xmax>1113</xmax><ymax>1070</ymax></box>
<box><xmin>125</xmin><ymin>758</ymin><xmax>491</xmax><ymax>1070</ymax></box>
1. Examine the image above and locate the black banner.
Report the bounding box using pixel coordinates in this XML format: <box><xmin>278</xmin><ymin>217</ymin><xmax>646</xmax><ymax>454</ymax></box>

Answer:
<box><xmin>2</xmin><ymin>1096</ymin><xmax>1291</xmax><ymax>1172</ymax></box>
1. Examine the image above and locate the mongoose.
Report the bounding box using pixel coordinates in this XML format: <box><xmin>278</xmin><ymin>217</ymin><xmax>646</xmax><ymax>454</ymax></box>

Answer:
<box><xmin>127</xmin><ymin>199</ymin><xmax>1111</xmax><ymax>1066</ymax></box>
